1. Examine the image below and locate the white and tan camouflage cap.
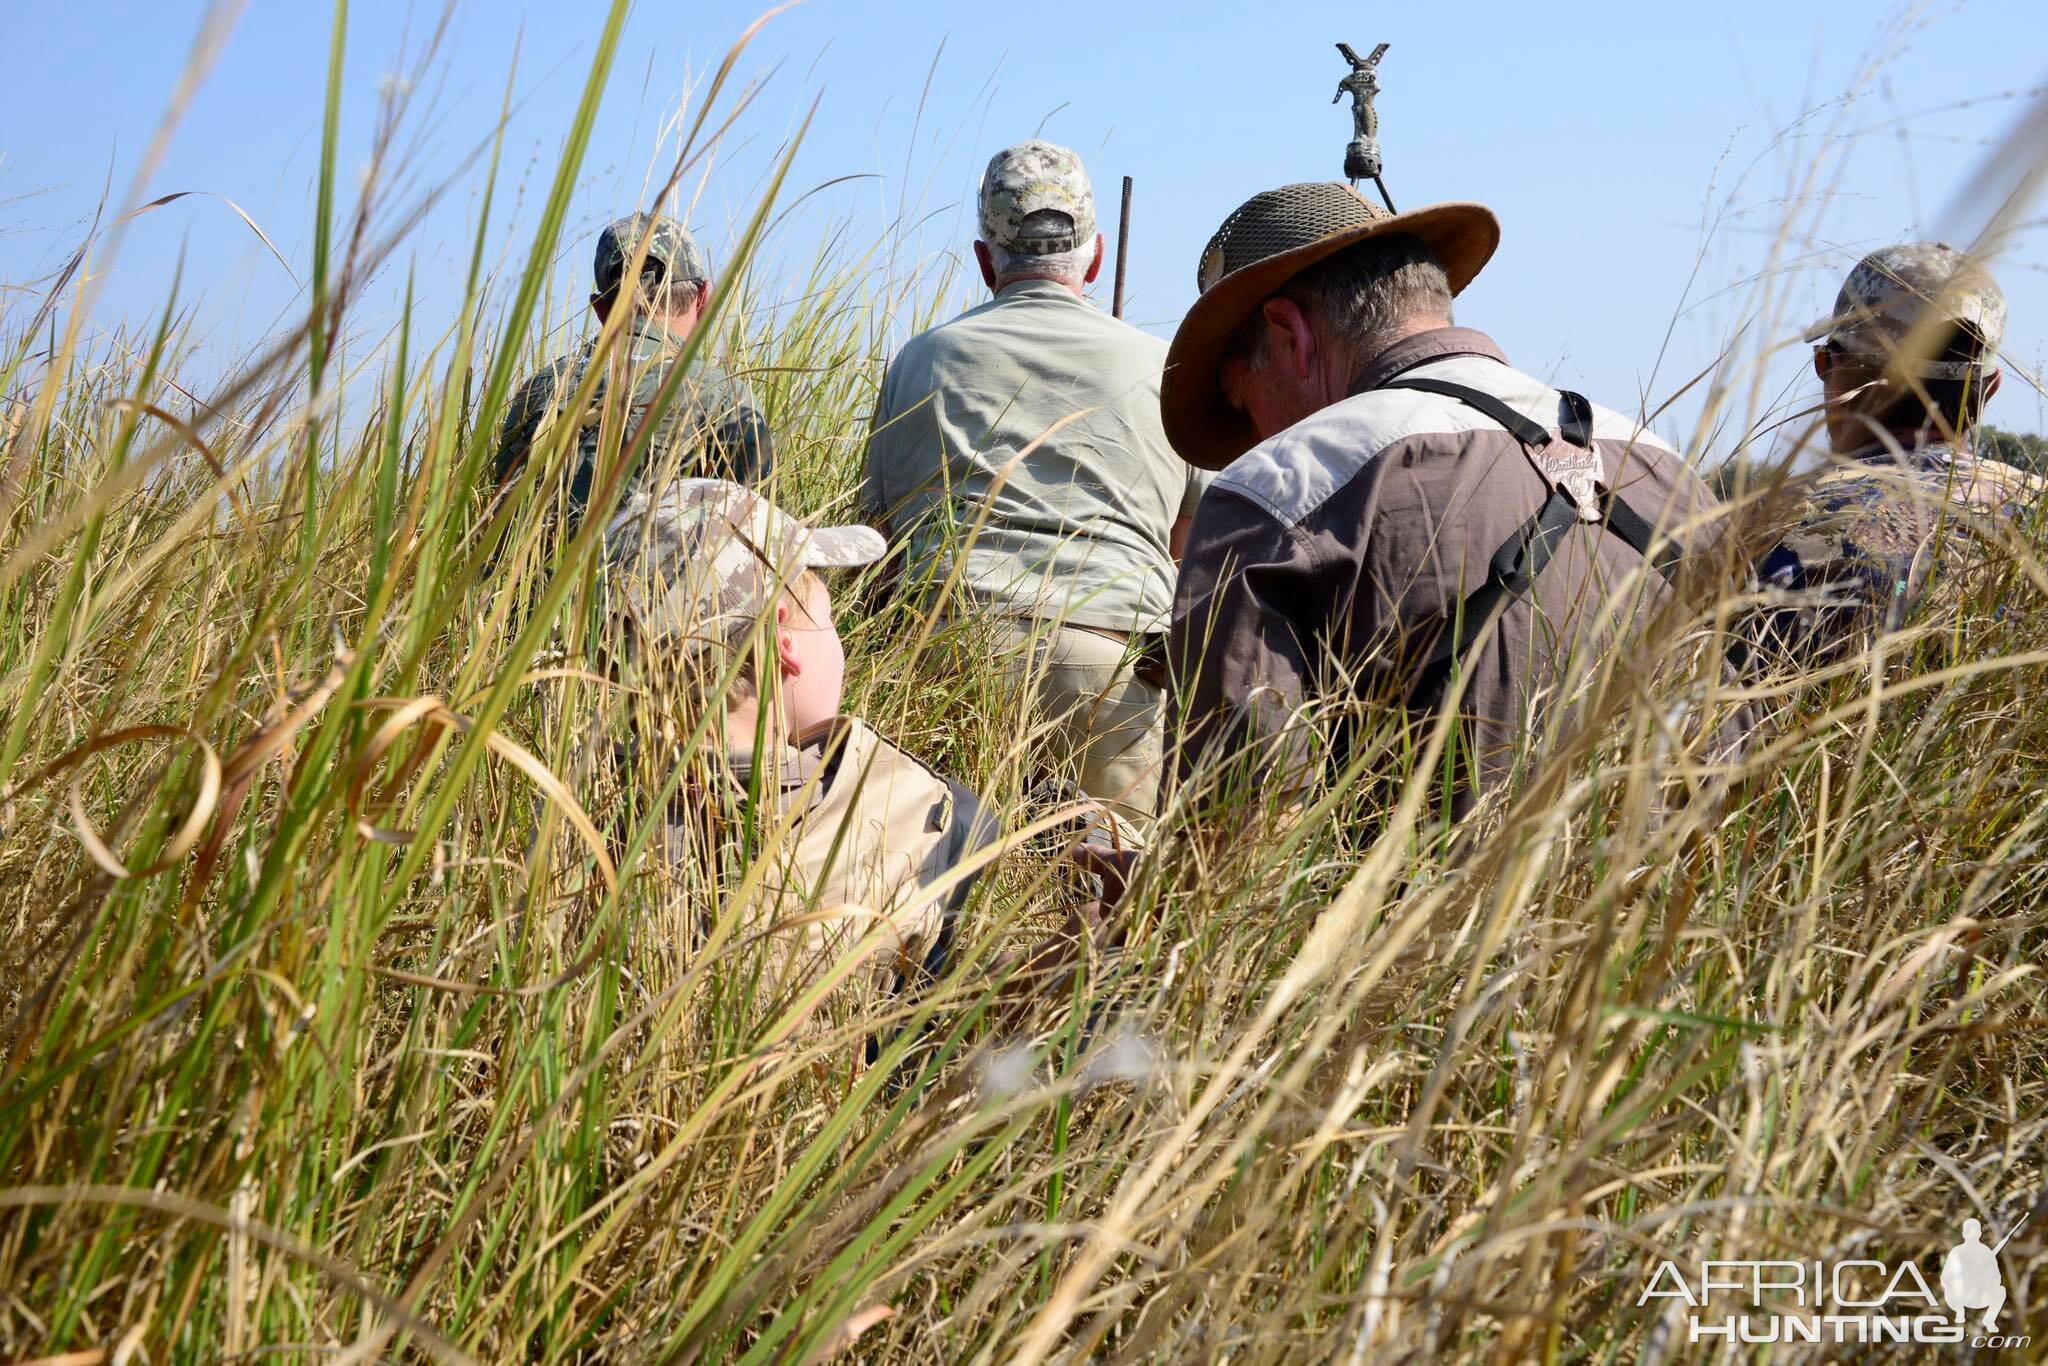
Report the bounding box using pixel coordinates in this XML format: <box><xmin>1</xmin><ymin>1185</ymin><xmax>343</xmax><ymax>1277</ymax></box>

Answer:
<box><xmin>604</xmin><ymin>479</ymin><xmax>883</xmax><ymax>657</ymax></box>
<box><xmin>977</xmin><ymin>140</ymin><xmax>1097</xmax><ymax>255</ymax></box>
<box><xmin>1805</xmin><ymin>242</ymin><xmax>2006</xmax><ymax>379</ymax></box>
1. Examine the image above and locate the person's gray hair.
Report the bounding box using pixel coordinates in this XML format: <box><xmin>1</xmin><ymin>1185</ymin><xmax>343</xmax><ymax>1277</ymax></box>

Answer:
<box><xmin>983</xmin><ymin>209</ymin><xmax>1095</xmax><ymax>288</ymax></box>
<box><xmin>1229</xmin><ymin>233</ymin><xmax>1453</xmax><ymax>372</ymax></box>
<box><xmin>641</xmin><ymin>271</ymin><xmax>706</xmax><ymax>320</ymax></box>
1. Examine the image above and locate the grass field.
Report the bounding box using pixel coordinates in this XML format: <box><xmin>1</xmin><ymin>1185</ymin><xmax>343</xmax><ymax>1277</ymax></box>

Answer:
<box><xmin>3</xmin><ymin>6</ymin><xmax>2046</xmax><ymax>1362</ymax></box>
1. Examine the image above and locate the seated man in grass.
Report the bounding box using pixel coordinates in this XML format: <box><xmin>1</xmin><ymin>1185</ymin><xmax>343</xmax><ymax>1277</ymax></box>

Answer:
<box><xmin>861</xmin><ymin>141</ymin><xmax>1207</xmax><ymax>825</ymax></box>
<box><xmin>1160</xmin><ymin>183</ymin><xmax>1721</xmax><ymax>814</ymax></box>
<box><xmin>605</xmin><ymin>479</ymin><xmax>1127</xmax><ymax>1050</ymax></box>
<box><xmin>1759</xmin><ymin>243</ymin><xmax>2042</xmax><ymax>661</ymax></box>
<box><xmin>496</xmin><ymin>214</ymin><xmax>772</xmax><ymax>529</ymax></box>
<box><xmin>605</xmin><ymin>478</ymin><xmax>994</xmax><ymax>1012</ymax></box>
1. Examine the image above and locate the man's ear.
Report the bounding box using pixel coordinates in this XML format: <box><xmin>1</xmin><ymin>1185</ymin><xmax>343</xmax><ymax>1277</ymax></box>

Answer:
<box><xmin>973</xmin><ymin>240</ymin><xmax>999</xmax><ymax>292</ymax></box>
<box><xmin>1261</xmin><ymin>297</ymin><xmax>1316</xmax><ymax>380</ymax></box>
<box><xmin>1982</xmin><ymin>366</ymin><xmax>2002</xmax><ymax>407</ymax></box>
<box><xmin>695</xmin><ymin>278</ymin><xmax>714</xmax><ymax>322</ymax></box>
<box><xmin>774</xmin><ymin>598</ymin><xmax>802</xmax><ymax>680</ymax></box>
<box><xmin>1083</xmin><ymin>233</ymin><xmax>1105</xmax><ymax>286</ymax></box>
<box><xmin>1813</xmin><ymin>347</ymin><xmax>1831</xmax><ymax>383</ymax></box>
<box><xmin>590</xmin><ymin>292</ymin><xmax>612</xmax><ymax>324</ymax></box>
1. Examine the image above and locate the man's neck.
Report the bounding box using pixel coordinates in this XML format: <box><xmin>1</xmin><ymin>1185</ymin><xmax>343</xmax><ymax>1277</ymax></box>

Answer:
<box><xmin>631</xmin><ymin>308</ymin><xmax>700</xmax><ymax>340</ymax></box>
<box><xmin>1358</xmin><ymin>314</ymin><xmax>1451</xmax><ymax>369</ymax></box>
<box><xmin>1338</xmin><ymin>314</ymin><xmax>1452</xmax><ymax>397</ymax></box>
<box><xmin>722</xmin><ymin>700</ymin><xmax>785</xmax><ymax>755</ymax></box>
<box><xmin>1897</xmin><ymin>423</ymin><xmax>1968</xmax><ymax>456</ymax></box>
<box><xmin>1839</xmin><ymin>420</ymin><xmax>1970</xmax><ymax>460</ymax></box>
<box><xmin>995</xmin><ymin>275</ymin><xmax>1084</xmax><ymax>301</ymax></box>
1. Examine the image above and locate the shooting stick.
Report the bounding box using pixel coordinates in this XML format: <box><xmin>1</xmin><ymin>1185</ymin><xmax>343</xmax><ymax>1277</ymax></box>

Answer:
<box><xmin>1113</xmin><ymin>175</ymin><xmax>1133</xmax><ymax>319</ymax></box>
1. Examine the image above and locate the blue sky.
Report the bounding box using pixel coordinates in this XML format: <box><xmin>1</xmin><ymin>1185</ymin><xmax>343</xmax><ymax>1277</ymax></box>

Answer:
<box><xmin>4</xmin><ymin>0</ymin><xmax>2045</xmax><ymax>452</ymax></box>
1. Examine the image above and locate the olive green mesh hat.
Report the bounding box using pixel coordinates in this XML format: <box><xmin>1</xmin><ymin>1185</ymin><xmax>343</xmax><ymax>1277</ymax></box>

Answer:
<box><xmin>1162</xmin><ymin>184</ymin><xmax>1499</xmax><ymax>470</ymax></box>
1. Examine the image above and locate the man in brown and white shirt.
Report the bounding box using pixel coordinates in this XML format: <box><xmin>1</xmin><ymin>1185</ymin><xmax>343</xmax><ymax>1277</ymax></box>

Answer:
<box><xmin>1160</xmin><ymin>183</ymin><xmax>1722</xmax><ymax>809</ymax></box>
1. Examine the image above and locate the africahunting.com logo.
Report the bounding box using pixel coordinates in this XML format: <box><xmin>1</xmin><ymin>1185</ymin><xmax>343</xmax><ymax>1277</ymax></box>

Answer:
<box><xmin>1639</xmin><ymin>1214</ymin><xmax>2030</xmax><ymax>1348</ymax></box>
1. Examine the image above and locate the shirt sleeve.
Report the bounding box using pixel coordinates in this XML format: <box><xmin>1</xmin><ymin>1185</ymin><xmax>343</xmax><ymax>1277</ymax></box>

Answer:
<box><xmin>716</xmin><ymin>377</ymin><xmax>774</xmax><ymax>485</ymax></box>
<box><xmin>1179</xmin><ymin>464</ymin><xmax>1216</xmax><ymax>520</ymax></box>
<box><xmin>1167</xmin><ymin>487</ymin><xmax>1329</xmax><ymax>799</ymax></box>
<box><xmin>493</xmin><ymin>363</ymin><xmax>566</xmax><ymax>487</ymax></box>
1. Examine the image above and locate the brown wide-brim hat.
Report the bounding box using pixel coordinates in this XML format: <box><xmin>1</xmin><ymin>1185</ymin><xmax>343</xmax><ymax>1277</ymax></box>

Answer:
<box><xmin>1162</xmin><ymin>183</ymin><xmax>1501</xmax><ymax>470</ymax></box>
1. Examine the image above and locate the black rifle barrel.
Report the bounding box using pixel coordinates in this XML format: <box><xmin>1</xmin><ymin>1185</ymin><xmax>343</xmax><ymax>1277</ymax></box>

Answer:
<box><xmin>1113</xmin><ymin>175</ymin><xmax>1133</xmax><ymax>319</ymax></box>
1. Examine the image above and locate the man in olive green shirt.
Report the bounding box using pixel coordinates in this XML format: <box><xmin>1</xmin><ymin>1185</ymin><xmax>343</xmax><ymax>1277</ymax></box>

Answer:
<box><xmin>863</xmin><ymin>141</ymin><xmax>1208</xmax><ymax>821</ymax></box>
<box><xmin>495</xmin><ymin>212</ymin><xmax>772</xmax><ymax>526</ymax></box>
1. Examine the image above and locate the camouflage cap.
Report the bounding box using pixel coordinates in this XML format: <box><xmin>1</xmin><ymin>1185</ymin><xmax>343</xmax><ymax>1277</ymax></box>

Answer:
<box><xmin>1805</xmin><ymin>243</ymin><xmax>2006</xmax><ymax>379</ymax></box>
<box><xmin>605</xmin><ymin>479</ymin><xmax>884</xmax><ymax>657</ymax></box>
<box><xmin>593</xmin><ymin>212</ymin><xmax>710</xmax><ymax>296</ymax></box>
<box><xmin>977</xmin><ymin>140</ymin><xmax>1097</xmax><ymax>255</ymax></box>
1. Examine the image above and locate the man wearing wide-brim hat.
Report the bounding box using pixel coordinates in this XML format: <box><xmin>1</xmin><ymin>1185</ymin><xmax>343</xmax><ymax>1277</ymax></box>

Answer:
<box><xmin>1161</xmin><ymin>183</ymin><xmax>1722</xmax><ymax>807</ymax></box>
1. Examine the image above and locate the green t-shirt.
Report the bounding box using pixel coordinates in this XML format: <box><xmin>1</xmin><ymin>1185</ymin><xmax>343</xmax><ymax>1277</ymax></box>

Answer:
<box><xmin>862</xmin><ymin>280</ymin><xmax>1208</xmax><ymax>634</ymax></box>
<box><xmin>495</xmin><ymin>317</ymin><xmax>772</xmax><ymax>524</ymax></box>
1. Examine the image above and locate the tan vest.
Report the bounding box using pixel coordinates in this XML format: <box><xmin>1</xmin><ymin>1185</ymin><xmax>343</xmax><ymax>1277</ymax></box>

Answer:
<box><xmin>740</xmin><ymin>717</ymin><xmax>967</xmax><ymax>987</ymax></box>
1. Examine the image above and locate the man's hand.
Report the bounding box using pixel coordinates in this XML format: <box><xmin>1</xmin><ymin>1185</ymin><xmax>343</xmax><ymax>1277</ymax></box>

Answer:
<box><xmin>985</xmin><ymin>897</ymin><xmax>1113</xmax><ymax>1037</ymax></box>
<box><xmin>1070</xmin><ymin>839</ymin><xmax>1139</xmax><ymax>908</ymax></box>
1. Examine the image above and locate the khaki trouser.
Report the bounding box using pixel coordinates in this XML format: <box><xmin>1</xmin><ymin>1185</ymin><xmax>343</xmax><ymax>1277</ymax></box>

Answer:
<box><xmin>993</xmin><ymin>620</ymin><xmax>1165</xmax><ymax>823</ymax></box>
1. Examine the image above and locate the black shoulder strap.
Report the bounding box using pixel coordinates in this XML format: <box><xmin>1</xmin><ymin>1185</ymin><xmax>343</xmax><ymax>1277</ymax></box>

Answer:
<box><xmin>1377</xmin><ymin>376</ymin><xmax>1681</xmax><ymax>698</ymax></box>
<box><xmin>1384</xmin><ymin>374</ymin><xmax>1556</xmax><ymax>448</ymax></box>
<box><xmin>1416</xmin><ymin>488</ymin><xmax>1584</xmax><ymax>691</ymax></box>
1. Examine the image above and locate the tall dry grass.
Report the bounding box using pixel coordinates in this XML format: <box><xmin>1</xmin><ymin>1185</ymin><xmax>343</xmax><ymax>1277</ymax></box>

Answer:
<box><xmin>3</xmin><ymin>5</ymin><xmax>2046</xmax><ymax>1362</ymax></box>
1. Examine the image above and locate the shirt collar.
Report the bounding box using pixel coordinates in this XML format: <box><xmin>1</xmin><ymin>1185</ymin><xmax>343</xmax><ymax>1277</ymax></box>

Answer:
<box><xmin>1845</xmin><ymin>436</ymin><xmax>1961</xmax><ymax>473</ymax></box>
<box><xmin>726</xmin><ymin>742</ymin><xmax>806</xmax><ymax>790</ymax></box>
<box><xmin>994</xmin><ymin>278</ymin><xmax>1086</xmax><ymax>306</ymax></box>
<box><xmin>1351</xmin><ymin>326</ymin><xmax>1511</xmax><ymax>394</ymax></box>
<box><xmin>724</xmin><ymin>716</ymin><xmax>853</xmax><ymax>796</ymax></box>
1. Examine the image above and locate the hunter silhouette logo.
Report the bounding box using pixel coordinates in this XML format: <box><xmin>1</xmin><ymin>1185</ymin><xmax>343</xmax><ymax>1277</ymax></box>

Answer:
<box><xmin>1640</xmin><ymin>1211</ymin><xmax>2032</xmax><ymax>1348</ymax></box>
<box><xmin>1942</xmin><ymin>1215</ymin><xmax>2022</xmax><ymax>1331</ymax></box>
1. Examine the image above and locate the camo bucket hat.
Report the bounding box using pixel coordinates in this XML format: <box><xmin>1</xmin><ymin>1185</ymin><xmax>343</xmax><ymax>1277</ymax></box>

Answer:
<box><xmin>1161</xmin><ymin>183</ymin><xmax>1499</xmax><ymax>470</ymax></box>
<box><xmin>1804</xmin><ymin>242</ymin><xmax>2005</xmax><ymax>380</ymax></box>
<box><xmin>593</xmin><ymin>211</ymin><xmax>711</xmax><ymax>298</ymax></box>
<box><xmin>978</xmin><ymin>140</ymin><xmax>1097</xmax><ymax>255</ymax></box>
<box><xmin>604</xmin><ymin>479</ymin><xmax>884</xmax><ymax>662</ymax></box>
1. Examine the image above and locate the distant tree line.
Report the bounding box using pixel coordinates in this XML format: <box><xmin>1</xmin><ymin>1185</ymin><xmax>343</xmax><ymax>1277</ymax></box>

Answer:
<box><xmin>1979</xmin><ymin>425</ymin><xmax>2048</xmax><ymax>472</ymax></box>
